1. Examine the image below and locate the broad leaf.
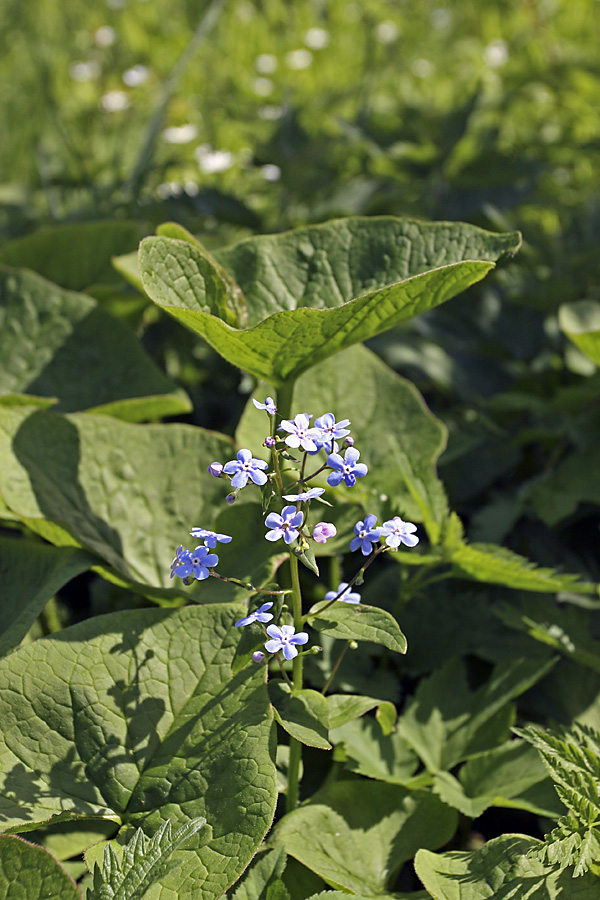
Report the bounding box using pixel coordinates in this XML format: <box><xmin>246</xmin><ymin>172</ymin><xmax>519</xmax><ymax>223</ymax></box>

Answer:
<box><xmin>0</xmin><ymin>537</ymin><xmax>96</xmax><ymax>658</ymax></box>
<box><xmin>0</xmin><ymin>267</ymin><xmax>190</xmax><ymax>420</ymax></box>
<box><xmin>326</xmin><ymin>694</ymin><xmax>396</xmax><ymax>732</ymax></box>
<box><xmin>308</xmin><ymin>601</ymin><xmax>407</xmax><ymax>654</ymax></box>
<box><xmin>139</xmin><ymin>218</ymin><xmax>520</xmax><ymax>386</ymax></box>
<box><xmin>560</xmin><ymin>300</ymin><xmax>600</xmax><ymax>366</ymax></box>
<box><xmin>0</xmin><ymin>221</ymin><xmax>141</xmax><ymax>291</ymax></box>
<box><xmin>0</xmin><ymin>604</ymin><xmax>277</xmax><ymax>899</ymax></box>
<box><xmin>272</xmin><ymin>780</ymin><xmax>457</xmax><ymax>895</ymax></box>
<box><xmin>230</xmin><ymin>847</ymin><xmax>287</xmax><ymax>900</ymax></box>
<box><xmin>398</xmin><ymin>656</ymin><xmax>556</xmax><ymax>772</ymax></box>
<box><xmin>415</xmin><ymin>834</ymin><xmax>600</xmax><ymax>899</ymax></box>
<box><xmin>0</xmin><ymin>834</ymin><xmax>81</xmax><ymax>899</ymax></box>
<box><xmin>331</xmin><ymin>716</ymin><xmax>419</xmax><ymax>784</ymax></box>
<box><xmin>237</xmin><ymin>344</ymin><xmax>449</xmax><ymax>539</ymax></box>
<box><xmin>269</xmin><ymin>683</ymin><xmax>331</xmax><ymax>750</ymax></box>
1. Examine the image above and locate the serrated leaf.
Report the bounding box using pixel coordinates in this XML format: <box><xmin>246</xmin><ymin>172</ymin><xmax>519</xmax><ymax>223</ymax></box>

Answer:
<box><xmin>0</xmin><ymin>605</ymin><xmax>277</xmax><ymax>899</ymax></box>
<box><xmin>0</xmin><ymin>537</ymin><xmax>96</xmax><ymax>658</ymax></box>
<box><xmin>271</xmin><ymin>780</ymin><xmax>457</xmax><ymax>896</ymax></box>
<box><xmin>139</xmin><ymin>218</ymin><xmax>520</xmax><ymax>386</ymax></box>
<box><xmin>415</xmin><ymin>834</ymin><xmax>600</xmax><ymax>899</ymax></box>
<box><xmin>0</xmin><ymin>267</ymin><xmax>191</xmax><ymax>420</ymax></box>
<box><xmin>269</xmin><ymin>683</ymin><xmax>331</xmax><ymax>750</ymax></box>
<box><xmin>398</xmin><ymin>655</ymin><xmax>556</xmax><ymax>772</ymax></box>
<box><xmin>307</xmin><ymin>601</ymin><xmax>407</xmax><ymax>654</ymax></box>
<box><xmin>0</xmin><ymin>833</ymin><xmax>81</xmax><ymax>899</ymax></box>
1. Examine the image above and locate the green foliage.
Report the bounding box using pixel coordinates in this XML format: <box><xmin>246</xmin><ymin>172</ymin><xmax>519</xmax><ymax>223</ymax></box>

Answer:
<box><xmin>0</xmin><ymin>833</ymin><xmax>81</xmax><ymax>899</ymax></box>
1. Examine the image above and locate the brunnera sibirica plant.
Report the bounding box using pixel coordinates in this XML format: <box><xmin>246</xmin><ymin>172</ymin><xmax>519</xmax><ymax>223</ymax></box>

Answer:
<box><xmin>2</xmin><ymin>216</ymin><xmax>600</xmax><ymax>898</ymax></box>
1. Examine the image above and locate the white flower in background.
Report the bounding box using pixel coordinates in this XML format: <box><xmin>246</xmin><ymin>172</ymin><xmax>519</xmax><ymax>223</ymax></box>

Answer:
<box><xmin>412</xmin><ymin>58</ymin><xmax>434</xmax><ymax>78</ymax></box>
<box><xmin>162</xmin><ymin>124</ymin><xmax>199</xmax><ymax>144</ymax></box>
<box><xmin>255</xmin><ymin>53</ymin><xmax>278</xmax><ymax>74</ymax></box>
<box><xmin>69</xmin><ymin>60</ymin><xmax>100</xmax><ymax>82</ymax></box>
<box><xmin>185</xmin><ymin>182</ymin><xmax>199</xmax><ymax>196</ymax></box>
<box><xmin>483</xmin><ymin>39</ymin><xmax>509</xmax><ymax>68</ymax></box>
<box><xmin>94</xmin><ymin>25</ymin><xmax>116</xmax><ymax>47</ymax></box>
<box><xmin>122</xmin><ymin>65</ymin><xmax>149</xmax><ymax>87</ymax></box>
<box><xmin>195</xmin><ymin>145</ymin><xmax>234</xmax><ymax>174</ymax></box>
<box><xmin>260</xmin><ymin>164</ymin><xmax>281</xmax><ymax>182</ymax></box>
<box><xmin>258</xmin><ymin>105</ymin><xmax>284</xmax><ymax>120</ymax></box>
<box><xmin>100</xmin><ymin>90</ymin><xmax>130</xmax><ymax>112</ymax></box>
<box><xmin>375</xmin><ymin>21</ymin><xmax>399</xmax><ymax>43</ymax></box>
<box><xmin>253</xmin><ymin>77</ymin><xmax>274</xmax><ymax>97</ymax></box>
<box><xmin>285</xmin><ymin>49</ymin><xmax>313</xmax><ymax>70</ymax></box>
<box><xmin>430</xmin><ymin>8</ymin><xmax>452</xmax><ymax>29</ymax></box>
<box><xmin>304</xmin><ymin>27</ymin><xmax>329</xmax><ymax>49</ymax></box>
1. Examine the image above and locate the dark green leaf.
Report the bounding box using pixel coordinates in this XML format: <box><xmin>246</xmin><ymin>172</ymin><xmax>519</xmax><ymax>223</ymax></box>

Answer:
<box><xmin>269</xmin><ymin>683</ymin><xmax>331</xmax><ymax>750</ymax></box>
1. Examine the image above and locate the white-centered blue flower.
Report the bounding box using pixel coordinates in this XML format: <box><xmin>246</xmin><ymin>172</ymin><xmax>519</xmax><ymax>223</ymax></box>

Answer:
<box><xmin>264</xmin><ymin>505</ymin><xmax>304</xmax><ymax>544</ymax></box>
<box><xmin>253</xmin><ymin>396</ymin><xmax>277</xmax><ymax>414</ymax></box>
<box><xmin>189</xmin><ymin>527</ymin><xmax>232</xmax><ymax>548</ymax></box>
<box><xmin>279</xmin><ymin>413</ymin><xmax>322</xmax><ymax>452</ymax></box>
<box><xmin>282</xmin><ymin>487</ymin><xmax>325</xmax><ymax>502</ymax></box>
<box><xmin>380</xmin><ymin>517</ymin><xmax>419</xmax><ymax>549</ymax></box>
<box><xmin>327</xmin><ymin>447</ymin><xmax>368</xmax><ymax>487</ymax></box>
<box><xmin>313</xmin><ymin>412</ymin><xmax>351</xmax><ymax>450</ymax></box>
<box><xmin>223</xmin><ymin>449</ymin><xmax>269</xmax><ymax>489</ymax></box>
<box><xmin>324</xmin><ymin>582</ymin><xmax>361</xmax><ymax>604</ymax></box>
<box><xmin>235</xmin><ymin>601</ymin><xmax>274</xmax><ymax>628</ymax></box>
<box><xmin>350</xmin><ymin>514</ymin><xmax>382</xmax><ymax>555</ymax></box>
<box><xmin>264</xmin><ymin>624</ymin><xmax>309</xmax><ymax>660</ymax></box>
<box><xmin>171</xmin><ymin>545</ymin><xmax>218</xmax><ymax>581</ymax></box>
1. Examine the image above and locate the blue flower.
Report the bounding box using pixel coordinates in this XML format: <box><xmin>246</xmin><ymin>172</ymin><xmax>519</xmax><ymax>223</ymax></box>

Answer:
<box><xmin>282</xmin><ymin>487</ymin><xmax>325</xmax><ymax>502</ymax></box>
<box><xmin>189</xmin><ymin>527</ymin><xmax>232</xmax><ymax>548</ymax></box>
<box><xmin>350</xmin><ymin>514</ymin><xmax>381</xmax><ymax>555</ymax></box>
<box><xmin>327</xmin><ymin>447</ymin><xmax>368</xmax><ymax>487</ymax></box>
<box><xmin>324</xmin><ymin>582</ymin><xmax>361</xmax><ymax>604</ymax></box>
<box><xmin>207</xmin><ymin>461</ymin><xmax>224</xmax><ymax>477</ymax></box>
<box><xmin>171</xmin><ymin>544</ymin><xmax>218</xmax><ymax>580</ymax></box>
<box><xmin>279</xmin><ymin>414</ymin><xmax>322</xmax><ymax>452</ymax></box>
<box><xmin>264</xmin><ymin>505</ymin><xmax>304</xmax><ymax>544</ymax></box>
<box><xmin>253</xmin><ymin>396</ymin><xmax>277</xmax><ymax>415</ymax></box>
<box><xmin>223</xmin><ymin>449</ymin><xmax>269</xmax><ymax>489</ymax></box>
<box><xmin>235</xmin><ymin>601</ymin><xmax>274</xmax><ymax>628</ymax></box>
<box><xmin>313</xmin><ymin>413</ymin><xmax>351</xmax><ymax>450</ymax></box>
<box><xmin>380</xmin><ymin>516</ymin><xmax>419</xmax><ymax>549</ymax></box>
<box><xmin>264</xmin><ymin>624</ymin><xmax>309</xmax><ymax>660</ymax></box>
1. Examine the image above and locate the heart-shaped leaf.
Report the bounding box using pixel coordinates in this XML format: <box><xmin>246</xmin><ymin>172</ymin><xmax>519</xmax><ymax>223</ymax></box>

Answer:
<box><xmin>139</xmin><ymin>218</ymin><xmax>520</xmax><ymax>385</ymax></box>
<box><xmin>0</xmin><ymin>604</ymin><xmax>277</xmax><ymax>899</ymax></box>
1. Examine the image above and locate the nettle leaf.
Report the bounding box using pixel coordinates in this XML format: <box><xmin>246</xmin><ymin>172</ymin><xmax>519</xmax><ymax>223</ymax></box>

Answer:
<box><xmin>415</xmin><ymin>834</ymin><xmax>600</xmax><ymax>899</ymax></box>
<box><xmin>269</xmin><ymin>683</ymin><xmax>331</xmax><ymax>750</ymax></box>
<box><xmin>0</xmin><ymin>537</ymin><xmax>96</xmax><ymax>658</ymax></box>
<box><xmin>0</xmin><ymin>406</ymin><xmax>280</xmax><ymax>601</ymax></box>
<box><xmin>0</xmin><ymin>833</ymin><xmax>81</xmax><ymax>899</ymax></box>
<box><xmin>398</xmin><ymin>656</ymin><xmax>556</xmax><ymax>772</ymax></box>
<box><xmin>0</xmin><ymin>267</ymin><xmax>190</xmax><ymax>421</ymax></box>
<box><xmin>0</xmin><ymin>605</ymin><xmax>277</xmax><ymax>900</ymax></box>
<box><xmin>237</xmin><ymin>343</ymin><xmax>449</xmax><ymax>539</ymax></box>
<box><xmin>271</xmin><ymin>779</ymin><xmax>457</xmax><ymax>896</ymax></box>
<box><xmin>326</xmin><ymin>694</ymin><xmax>396</xmax><ymax>732</ymax></box>
<box><xmin>307</xmin><ymin>893</ymin><xmax>430</xmax><ymax>900</ymax></box>
<box><xmin>307</xmin><ymin>601</ymin><xmax>407</xmax><ymax>654</ymax></box>
<box><xmin>432</xmin><ymin>740</ymin><xmax>563</xmax><ymax>820</ymax></box>
<box><xmin>88</xmin><ymin>818</ymin><xmax>208</xmax><ymax>900</ymax></box>
<box><xmin>0</xmin><ymin>221</ymin><xmax>141</xmax><ymax>292</ymax></box>
<box><xmin>330</xmin><ymin>716</ymin><xmax>419</xmax><ymax>785</ymax></box>
<box><xmin>560</xmin><ymin>299</ymin><xmax>600</xmax><ymax>366</ymax></box>
<box><xmin>139</xmin><ymin>218</ymin><xmax>520</xmax><ymax>386</ymax></box>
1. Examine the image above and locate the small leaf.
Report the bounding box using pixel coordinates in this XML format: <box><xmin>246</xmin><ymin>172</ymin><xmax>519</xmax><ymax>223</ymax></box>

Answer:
<box><xmin>269</xmin><ymin>683</ymin><xmax>331</xmax><ymax>750</ymax></box>
<box><xmin>308</xmin><ymin>601</ymin><xmax>407</xmax><ymax>654</ymax></box>
<box><xmin>326</xmin><ymin>694</ymin><xmax>396</xmax><ymax>731</ymax></box>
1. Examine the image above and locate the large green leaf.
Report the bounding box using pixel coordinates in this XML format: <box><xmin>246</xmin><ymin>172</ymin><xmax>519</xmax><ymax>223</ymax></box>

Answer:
<box><xmin>0</xmin><ymin>221</ymin><xmax>141</xmax><ymax>291</ymax></box>
<box><xmin>559</xmin><ymin>300</ymin><xmax>600</xmax><ymax>366</ymax></box>
<box><xmin>138</xmin><ymin>218</ymin><xmax>520</xmax><ymax>386</ymax></box>
<box><xmin>330</xmin><ymin>716</ymin><xmax>419</xmax><ymax>785</ymax></box>
<box><xmin>237</xmin><ymin>344</ymin><xmax>449</xmax><ymax>538</ymax></box>
<box><xmin>0</xmin><ymin>267</ymin><xmax>190</xmax><ymax>421</ymax></box>
<box><xmin>271</xmin><ymin>780</ymin><xmax>457</xmax><ymax>895</ymax></box>
<box><xmin>269</xmin><ymin>683</ymin><xmax>331</xmax><ymax>750</ymax></box>
<box><xmin>0</xmin><ymin>537</ymin><xmax>96</xmax><ymax>658</ymax></box>
<box><xmin>415</xmin><ymin>835</ymin><xmax>600</xmax><ymax>899</ymax></box>
<box><xmin>0</xmin><ymin>604</ymin><xmax>277</xmax><ymax>899</ymax></box>
<box><xmin>0</xmin><ymin>834</ymin><xmax>81</xmax><ymax>899</ymax></box>
<box><xmin>308</xmin><ymin>601</ymin><xmax>407</xmax><ymax>654</ymax></box>
<box><xmin>398</xmin><ymin>656</ymin><xmax>556</xmax><ymax>772</ymax></box>
<box><xmin>0</xmin><ymin>406</ymin><xmax>281</xmax><ymax>601</ymax></box>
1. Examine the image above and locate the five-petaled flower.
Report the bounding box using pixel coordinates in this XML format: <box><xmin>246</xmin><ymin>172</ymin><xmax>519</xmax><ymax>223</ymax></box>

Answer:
<box><xmin>253</xmin><ymin>396</ymin><xmax>277</xmax><ymax>415</ymax></box>
<box><xmin>350</xmin><ymin>514</ymin><xmax>381</xmax><ymax>555</ymax></box>
<box><xmin>279</xmin><ymin>414</ymin><xmax>322</xmax><ymax>452</ymax></box>
<box><xmin>171</xmin><ymin>544</ymin><xmax>218</xmax><ymax>580</ymax></box>
<box><xmin>189</xmin><ymin>527</ymin><xmax>232</xmax><ymax>548</ymax></box>
<box><xmin>223</xmin><ymin>449</ymin><xmax>269</xmax><ymax>489</ymax></box>
<box><xmin>264</xmin><ymin>505</ymin><xmax>304</xmax><ymax>544</ymax></box>
<box><xmin>381</xmin><ymin>516</ymin><xmax>419</xmax><ymax>549</ymax></box>
<box><xmin>264</xmin><ymin>624</ymin><xmax>309</xmax><ymax>660</ymax></box>
<box><xmin>313</xmin><ymin>413</ymin><xmax>351</xmax><ymax>450</ymax></box>
<box><xmin>312</xmin><ymin>522</ymin><xmax>337</xmax><ymax>543</ymax></box>
<box><xmin>327</xmin><ymin>446</ymin><xmax>368</xmax><ymax>487</ymax></box>
<box><xmin>235</xmin><ymin>601</ymin><xmax>274</xmax><ymax>628</ymax></box>
<box><xmin>324</xmin><ymin>581</ymin><xmax>361</xmax><ymax>604</ymax></box>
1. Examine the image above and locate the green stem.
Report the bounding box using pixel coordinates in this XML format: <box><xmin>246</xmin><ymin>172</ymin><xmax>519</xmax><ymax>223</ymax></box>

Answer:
<box><xmin>286</xmin><ymin>550</ymin><xmax>304</xmax><ymax>812</ymax></box>
<box><xmin>321</xmin><ymin>640</ymin><xmax>350</xmax><ymax>695</ymax></box>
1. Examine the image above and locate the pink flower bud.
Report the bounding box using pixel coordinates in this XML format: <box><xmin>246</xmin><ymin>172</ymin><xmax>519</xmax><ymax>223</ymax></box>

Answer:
<box><xmin>312</xmin><ymin>522</ymin><xmax>337</xmax><ymax>544</ymax></box>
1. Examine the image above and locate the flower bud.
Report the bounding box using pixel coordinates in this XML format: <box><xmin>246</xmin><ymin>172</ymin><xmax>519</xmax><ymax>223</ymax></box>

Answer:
<box><xmin>345</xmin><ymin>436</ymin><xmax>355</xmax><ymax>446</ymax></box>
<box><xmin>208</xmin><ymin>461</ymin><xmax>224</xmax><ymax>477</ymax></box>
<box><xmin>226</xmin><ymin>493</ymin><xmax>236</xmax><ymax>504</ymax></box>
<box><xmin>307</xmin><ymin>645</ymin><xmax>322</xmax><ymax>655</ymax></box>
<box><xmin>312</xmin><ymin>522</ymin><xmax>337</xmax><ymax>544</ymax></box>
<box><xmin>349</xmin><ymin>640</ymin><xmax>359</xmax><ymax>650</ymax></box>
<box><xmin>252</xmin><ymin>651</ymin><xmax>265</xmax><ymax>664</ymax></box>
